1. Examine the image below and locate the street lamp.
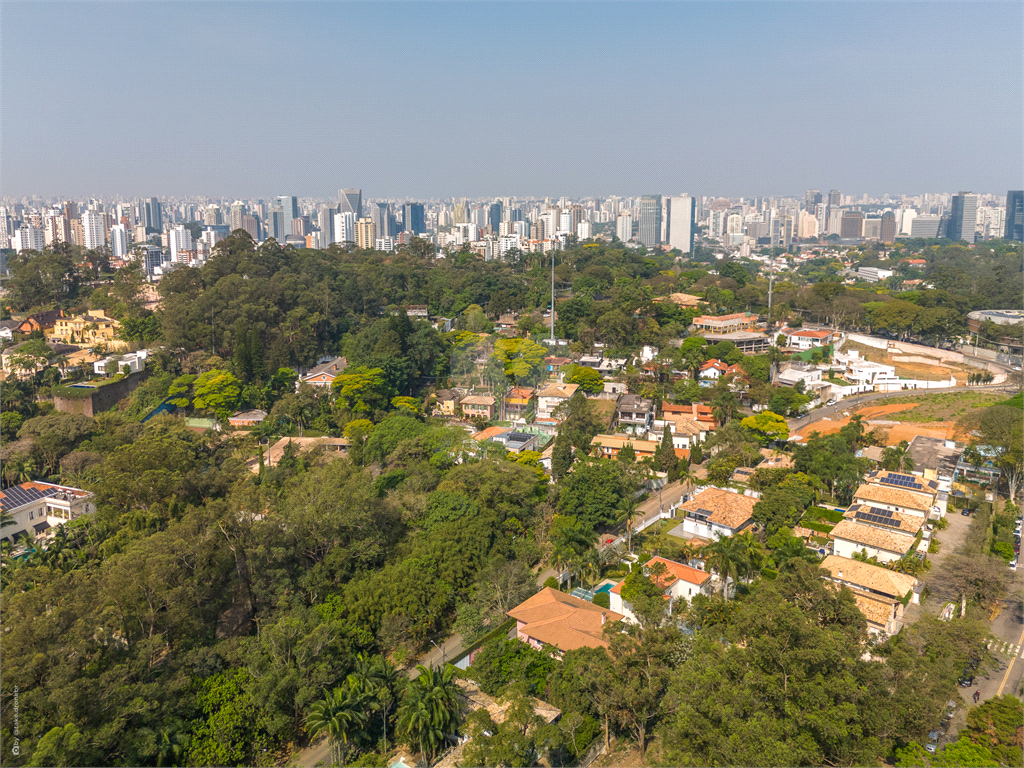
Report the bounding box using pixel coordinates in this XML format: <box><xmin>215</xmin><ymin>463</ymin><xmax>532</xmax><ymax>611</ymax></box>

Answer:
<box><xmin>429</xmin><ymin>639</ymin><xmax>446</xmax><ymax>667</ymax></box>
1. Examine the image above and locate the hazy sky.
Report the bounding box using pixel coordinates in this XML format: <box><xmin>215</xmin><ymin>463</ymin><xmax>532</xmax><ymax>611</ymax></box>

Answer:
<box><xmin>2</xmin><ymin>1</ymin><xmax>1021</xmax><ymax>200</ymax></box>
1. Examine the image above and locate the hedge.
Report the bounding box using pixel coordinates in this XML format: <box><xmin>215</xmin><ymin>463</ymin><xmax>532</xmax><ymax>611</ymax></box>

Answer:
<box><xmin>806</xmin><ymin>506</ymin><xmax>845</xmax><ymax>524</ymax></box>
<box><xmin>800</xmin><ymin>519</ymin><xmax>835</xmax><ymax>534</ymax></box>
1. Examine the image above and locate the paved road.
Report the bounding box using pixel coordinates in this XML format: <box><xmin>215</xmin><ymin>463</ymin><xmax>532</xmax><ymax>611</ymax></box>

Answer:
<box><xmin>788</xmin><ymin>383</ymin><xmax>1015</xmax><ymax>433</ymax></box>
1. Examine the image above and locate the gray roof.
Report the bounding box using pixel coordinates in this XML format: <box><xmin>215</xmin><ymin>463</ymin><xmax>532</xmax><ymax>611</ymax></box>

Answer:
<box><xmin>907</xmin><ymin>436</ymin><xmax>961</xmax><ymax>477</ymax></box>
<box><xmin>303</xmin><ymin>356</ymin><xmax>347</xmax><ymax>379</ymax></box>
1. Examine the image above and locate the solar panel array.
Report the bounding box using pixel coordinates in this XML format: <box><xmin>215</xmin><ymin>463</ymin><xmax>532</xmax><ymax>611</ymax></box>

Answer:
<box><xmin>883</xmin><ymin>472</ymin><xmax>925</xmax><ymax>491</ymax></box>
<box><xmin>0</xmin><ymin>484</ymin><xmax>58</xmax><ymax>512</ymax></box>
<box><xmin>854</xmin><ymin>505</ymin><xmax>904</xmax><ymax>529</ymax></box>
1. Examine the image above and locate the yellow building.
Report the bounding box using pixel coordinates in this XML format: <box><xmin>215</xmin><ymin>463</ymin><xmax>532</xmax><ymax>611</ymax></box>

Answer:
<box><xmin>49</xmin><ymin>309</ymin><xmax>121</xmax><ymax>346</ymax></box>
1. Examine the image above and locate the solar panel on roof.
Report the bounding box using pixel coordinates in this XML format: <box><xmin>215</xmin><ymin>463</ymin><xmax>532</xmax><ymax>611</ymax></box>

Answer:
<box><xmin>0</xmin><ymin>485</ymin><xmax>58</xmax><ymax>512</ymax></box>
<box><xmin>855</xmin><ymin>510</ymin><xmax>903</xmax><ymax>528</ymax></box>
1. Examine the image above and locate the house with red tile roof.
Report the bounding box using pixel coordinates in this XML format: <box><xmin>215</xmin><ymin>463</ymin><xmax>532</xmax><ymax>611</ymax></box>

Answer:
<box><xmin>608</xmin><ymin>556</ymin><xmax>713</xmax><ymax>625</ymax></box>
<box><xmin>507</xmin><ymin>587</ymin><xmax>623</xmax><ymax>655</ymax></box>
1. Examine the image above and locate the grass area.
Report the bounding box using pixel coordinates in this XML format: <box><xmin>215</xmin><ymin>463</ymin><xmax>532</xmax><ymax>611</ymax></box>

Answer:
<box><xmin>998</xmin><ymin>392</ymin><xmax>1023</xmax><ymax>409</ymax></box>
<box><xmin>824</xmin><ymin>376</ymin><xmax>849</xmax><ymax>386</ymax></box>
<box><xmin>863</xmin><ymin>390</ymin><xmax>1005</xmax><ymax>423</ymax></box>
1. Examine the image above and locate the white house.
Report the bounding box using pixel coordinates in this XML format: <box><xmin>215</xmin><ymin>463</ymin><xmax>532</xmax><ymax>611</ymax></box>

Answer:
<box><xmin>93</xmin><ymin>349</ymin><xmax>148</xmax><ymax>376</ymax></box>
<box><xmin>649</xmin><ymin>417</ymin><xmax>709</xmax><ymax>450</ymax></box>
<box><xmin>852</xmin><ymin>478</ymin><xmax>936</xmax><ymax>519</ymax></box>
<box><xmin>0</xmin><ymin>482</ymin><xmax>96</xmax><ymax>548</ymax></box>
<box><xmin>677</xmin><ymin>487</ymin><xmax>756</xmax><ymax>541</ymax></box>
<box><xmin>820</xmin><ymin>555</ymin><xmax>918</xmax><ymax>637</ymax></box>
<box><xmin>777</xmin><ymin>366</ymin><xmax>823</xmax><ymax>389</ymax></box>
<box><xmin>781</xmin><ymin>328</ymin><xmax>836</xmax><ymax>350</ymax></box>
<box><xmin>609</xmin><ymin>556</ymin><xmax>713</xmax><ymax>625</ymax></box>
<box><xmin>536</xmin><ymin>382</ymin><xmax>579</xmax><ymax>420</ymax></box>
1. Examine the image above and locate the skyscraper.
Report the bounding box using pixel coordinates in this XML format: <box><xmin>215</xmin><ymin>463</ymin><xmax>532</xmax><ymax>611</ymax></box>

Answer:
<box><xmin>840</xmin><ymin>211</ymin><xmax>864</xmax><ymax>239</ymax></box>
<box><xmin>403</xmin><ymin>203</ymin><xmax>426</xmax><ymax>235</ymax></box>
<box><xmin>169</xmin><ymin>226</ymin><xmax>194</xmax><ymax>263</ymax></box>
<box><xmin>277</xmin><ymin>196</ymin><xmax>298</xmax><ymax>241</ymax></box>
<box><xmin>638</xmin><ymin>195</ymin><xmax>662</xmax><ymax>247</ymax></box>
<box><xmin>827</xmin><ymin>190</ymin><xmax>842</xmax><ymax>208</ymax></box>
<box><xmin>145</xmin><ymin>197</ymin><xmax>162</xmax><ymax>231</ymax></box>
<box><xmin>1004</xmin><ymin>191</ymin><xmax>1024</xmax><ymax>241</ymax></box>
<box><xmin>880</xmin><ymin>211</ymin><xmax>897</xmax><ymax>244</ymax></box>
<box><xmin>241</xmin><ymin>215</ymin><xmax>260</xmax><ymax>241</ymax></box>
<box><xmin>488</xmin><ymin>202</ymin><xmax>502</xmax><ymax>233</ymax></box>
<box><xmin>666</xmin><ymin>195</ymin><xmax>696</xmax><ymax>253</ymax></box>
<box><xmin>948</xmin><ymin>192</ymin><xmax>978</xmax><ymax>243</ymax></box>
<box><xmin>318</xmin><ymin>205</ymin><xmax>335</xmax><ymax>243</ymax></box>
<box><xmin>372</xmin><ymin>202</ymin><xmax>393</xmax><ymax>238</ymax></box>
<box><xmin>805</xmin><ymin>190</ymin><xmax>822</xmax><ymax>210</ymax></box>
<box><xmin>338</xmin><ymin>189</ymin><xmax>362</xmax><ymax>219</ymax></box>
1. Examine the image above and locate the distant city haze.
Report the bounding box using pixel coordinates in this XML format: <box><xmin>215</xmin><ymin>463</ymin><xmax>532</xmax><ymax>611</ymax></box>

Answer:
<box><xmin>2</xmin><ymin>1</ymin><xmax>1021</xmax><ymax>199</ymax></box>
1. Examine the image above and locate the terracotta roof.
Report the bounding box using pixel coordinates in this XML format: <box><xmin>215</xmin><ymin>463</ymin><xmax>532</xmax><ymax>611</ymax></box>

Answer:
<box><xmin>508</xmin><ymin>588</ymin><xmax>623</xmax><ymax>651</ymax></box>
<box><xmin>849</xmin><ymin>588</ymin><xmax>897</xmax><ymax>628</ymax></box>
<box><xmin>787</xmin><ymin>329</ymin><xmax>834</xmax><ymax>339</ymax></box>
<box><xmin>830</xmin><ymin>519</ymin><xmax>917</xmax><ymax>555</ymax></box>
<box><xmin>590</xmin><ymin>434</ymin><xmax>659</xmax><ymax>454</ymax></box>
<box><xmin>731</xmin><ymin>467</ymin><xmax>756</xmax><ymax>483</ymax></box>
<box><xmin>667</xmin><ymin>292</ymin><xmax>707</xmax><ymax>306</ymax></box>
<box><xmin>843</xmin><ymin>504</ymin><xmax>922</xmax><ymax>535</ymax></box>
<box><xmin>861</xmin><ymin>446</ymin><xmax>886</xmax><ymax>463</ymax></box>
<box><xmin>472</xmin><ymin>426</ymin><xmax>510</xmax><ymax>442</ymax></box>
<box><xmin>852</xmin><ymin>483</ymin><xmax>933</xmax><ymax>512</ymax></box>
<box><xmin>644</xmin><ymin>556</ymin><xmax>711</xmax><ymax>588</ymax></box>
<box><xmin>538</xmin><ymin>382</ymin><xmax>579</xmax><ymax>399</ymax></box>
<box><xmin>700</xmin><ymin>359</ymin><xmax>729</xmax><ymax>372</ymax></box>
<box><xmin>758</xmin><ymin>448</ymin><xmax>794</xmax><ymax>469</ymax></box>
<box><xmin>678</xmin><ymin>487</ymin><xmax>756</xmax><ymax>531</ymax></box>
<box><xmin>461</xmin><ymin>395</ymin><xmax>496</xmax><ymax>406</ymax></box>
<box><xmin>671</xmin><ymin>418</ymin><xmax>704</xmax><ymax>437</ymax></box>
<box><xmin>820</xmin><ymin>555</ymin><xmax>917</xmax><ymax>600</ymax></box>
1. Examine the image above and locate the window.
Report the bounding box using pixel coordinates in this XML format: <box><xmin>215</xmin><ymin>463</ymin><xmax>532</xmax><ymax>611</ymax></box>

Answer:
<box><xmin>29</xmin><ymin>510</ymin><xmax>35</xmax><ymax>520</ymax></box>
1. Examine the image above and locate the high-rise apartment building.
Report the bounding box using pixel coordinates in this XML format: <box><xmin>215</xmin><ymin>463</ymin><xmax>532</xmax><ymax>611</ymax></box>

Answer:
<box><xmin>827</xmin><ymin>190</ymin><xmax>842</xmax><ymax>209</ymax></box>
<box><xmin>338</xmin><ymin>189</ymin><xmax>362</xmax><ymax>219</ymax></box>
<box><xmin>372</xmin><ymin>202</ymin><xmax>395</xmax><ymax>239</ymax></box>
<box><xmin>771</xmin><ymin>215</ymin><xmax>794</xmax><ymax>248</ymax></box>
<box><xmin>229</xmin><ymin>202</ymin><xmax>245</xmax><ymax>232</ymax></box>
<box><xmin>334</xmin><ymin>211</ymin><xmax>356</xmax><ymax>244</ymax></box>
<box><xmin>666</xmin><ymin>195</ymin><xmax>696</xmax><ymax>253</ymax></box>
<box><xmin>805</xmin><ymin>190</ymin><xmax>822</xmax><ymax>210</ymax></box>
<box><xmin>948</xmin><ymin>192</ymin><xmax>978</xmax><ymax>243</ymax></box>
<box><xmin>577</xmin><ymin>221</ymin><xmax>592</xmax><ymax>240</ymax></box>
<box><xmin>355</xmin><ymin>218</ymin><xmax>376</xmax><ymax>250</ymax></box>
<box><xmin>880</xmin><ymin>211</ymin><xmax>897</xmax><ymax>244</ymax></box>
<box><xmin>169</xmin><ymin>226</ymin><xmax>194</xmax><ymax>263</ymax></box>
<box><xmin>1004</xmin><ymin>191</ymin><xmax>1024</xmax><ymax>241</ymax></box>
<box><xmin>638</xmin><ymin>195</ymin><xmax>662</xmax><ymax>247</ymax></box>
<box><xmin>204</xmin><ymin>205</ymin><xmax>222</xmax><ymax>226</ymax></box>
<box><xmin>12</xmin><ymin>225</ymin><xmax>45</xmax><ymax>252</ymax></box>
<box><xmin>110</xmin><ymin>225</ymin><xmax>129</xmax><ymax>260</ymax></box>
<box><xmin>81</xmin><ymin>210</ymin><xmax>106</xmax><ymax>250</ymax></box>
<box><xmin>403</xmin><ymin>203</ymin><xmax>426</xmax><ymax>235</ymax></box>
<box><xmin>840</xmin><ymin>211</ymin><xmax>864</xmax><ymax>239</ymax></box>
<box><xmin>44</xmin><ymin>210</ymin><xmax>72</xmax><ymax>246</ymax></box>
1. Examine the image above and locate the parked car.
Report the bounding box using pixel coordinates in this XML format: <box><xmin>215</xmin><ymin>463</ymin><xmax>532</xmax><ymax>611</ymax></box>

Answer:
<box><xmin>961</xmin><ymin>509</ymin><xmax>972</xmax><ymax>516</ymax></box>
<box><xmin>1010</xmin><ymin>557</ymin><xmax>1018</xmax><ymax>571</ymax></box>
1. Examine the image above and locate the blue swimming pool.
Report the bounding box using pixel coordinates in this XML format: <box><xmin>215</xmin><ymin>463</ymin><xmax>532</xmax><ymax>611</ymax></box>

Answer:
<box><xmin>595</xmin><ymin>583</ymin><xmax>614</xmax><ymax>594</ymax></box>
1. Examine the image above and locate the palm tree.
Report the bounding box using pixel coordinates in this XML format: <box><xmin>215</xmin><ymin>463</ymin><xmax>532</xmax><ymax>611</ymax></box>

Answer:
<box><xmin>736</xmin><ymin>531</ymin><xmax>766</xmax><ymax>575</ymax></box>
<box><xmin>398</xmin><ymin>664</ymin><xmax>461</xmax><ymax>762</ymax></box>
<box><xmin>772</xmin><ymin>536</ymin><xmax>820</xmax><ymax>572</ymax></box>
<box><xmin>139</xmin><ymin>723</ymin><xmax>191</xmax><ymax>767</ymax></box>
<box><xmin>306</xmin><ymin>681</ymin><xmax>372</xmax><ymax>766</ymax></box>
<box><xmin>881</xmin><ymin>440</ymin><xmax>915</xmax><ymax>473</ymax></box>
<box><xmin>703</xmin><ymin>535</ymin><xmax>749</xmax><ymax>601</ymax></box>
<box><xmin>548</xmin><ymin>518</ymin><xmax>596</xmax><ymax>588</ymax></box>
<box><xmin>618</xmin><ymin>492</ymin><xmax>640</xmax><ymax>554</ymax></box>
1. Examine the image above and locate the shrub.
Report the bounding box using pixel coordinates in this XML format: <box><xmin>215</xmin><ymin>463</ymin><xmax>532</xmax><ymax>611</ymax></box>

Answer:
<box><xmin>592</xmin><ymin>591</ymin><xmax>610</xmax><ymax>609</ymax></box>
<box><xmin>543</xmin><ymin>576</ymin><xmax>561</xmax><ymax>591</ymax></box>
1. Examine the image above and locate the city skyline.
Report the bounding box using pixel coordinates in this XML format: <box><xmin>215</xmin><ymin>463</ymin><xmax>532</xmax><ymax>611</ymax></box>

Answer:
<box><xmin>2</xmin><ymin>2</ymin><xmax>1021</xmax><ymax>199</ymax></box>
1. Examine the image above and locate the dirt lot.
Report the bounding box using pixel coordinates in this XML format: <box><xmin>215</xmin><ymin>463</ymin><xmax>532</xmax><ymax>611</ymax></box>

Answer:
<box><xmin>840</xmin><ymin>340</ymin><xmax>979</xmax><ymax>382</ymax></box>
<box><xmin>795</xmin><ymin>391</ymin><xmax>1005</xmax><ymax>444</ymax></box>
